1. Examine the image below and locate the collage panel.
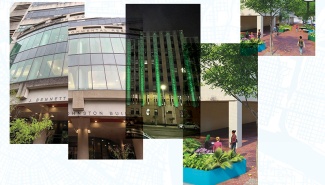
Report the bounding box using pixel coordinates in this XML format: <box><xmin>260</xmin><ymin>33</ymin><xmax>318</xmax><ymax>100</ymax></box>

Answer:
<box><xmin>183</xmin><ymin>43</ymin><xmax>258</xmax><ymax>185</ymax></box>
<box><xmin>67</xmin><ymin>17</ymin><xmax>143</xmax><ymax>159</ymax></box>
<box><xmin>240</xmin><ymin>0</ymin><xmax>315</xmax><ymax>56</ymax></box>
<box><xmin>9</xmin><ymin>2</ymin><xmax>85</xmax><ymax>144</ymax></box>
<box><xmin>126</xmin><ymin>4</ymin><xmax>201</xmax><ymax>139</ymax></box>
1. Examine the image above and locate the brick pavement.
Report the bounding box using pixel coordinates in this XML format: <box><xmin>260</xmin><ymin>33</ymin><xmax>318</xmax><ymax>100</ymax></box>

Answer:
<box><xmin>258</xmin><ymin>24</ymin><xmax>315</xmax><ymax>56</ymax></box>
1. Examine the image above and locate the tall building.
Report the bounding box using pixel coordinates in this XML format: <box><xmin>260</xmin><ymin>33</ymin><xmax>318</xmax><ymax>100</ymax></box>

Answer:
<box><xmin>67</xmin><ymin>17</ymin><xmax>143</xmax><ymax>159</ymax></box>
<box><xmin>9</xmin><ymin>2</ymin><xmax>85</xmax><ymax>144</ymax></box>
<box><xmin>126</xmin><ymin>31</ymin><xmax>201</xmax><ymax>135</ymax></box>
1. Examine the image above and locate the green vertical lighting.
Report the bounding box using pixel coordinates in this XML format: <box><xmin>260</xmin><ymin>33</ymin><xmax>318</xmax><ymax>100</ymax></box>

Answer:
<box><xmin>153</xmin><ymin>33</ymin><xmax>162</xmax><ymax>106</ymax></box>
<box><xmin>180</xmin><ymin>31</ymin><xmax>197</xmax><ymax>107</ymax></box>
<box><xmin>166</xmin><ymin>32</ymin><xmax>179</xmax><ymax>107</ymax></box>
<box><xmin>138</xmin><ymin>35</ymin><xmax>145</xmax><ymax>106</ymax></box>
<box><xmin>126</xmin><ymin>39</ymin><xmax>132</xmax><ymax>106</ymax></box>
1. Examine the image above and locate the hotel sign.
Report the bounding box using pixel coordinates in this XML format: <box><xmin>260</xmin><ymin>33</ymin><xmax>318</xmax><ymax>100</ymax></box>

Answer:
<box><xmin>68</xmin><ymin>101</ymin><xmax>126</xmax><ymax>117</ymax></box>
<box><xmin>27</xmin><ymin>96</ymin><xmax>67</xmax><ymax>103</ymax></box>
<box><xmin>68</xmin><ymin>110</ymin><xmax>125</xmax><ymax>116</ymax></box>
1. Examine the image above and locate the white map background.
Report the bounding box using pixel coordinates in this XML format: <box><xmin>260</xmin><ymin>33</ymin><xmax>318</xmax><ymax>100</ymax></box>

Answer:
<box><xmin>0</xmin><ymin>0</ymin><xmax>324</xmax><ymax>184</ymax></box>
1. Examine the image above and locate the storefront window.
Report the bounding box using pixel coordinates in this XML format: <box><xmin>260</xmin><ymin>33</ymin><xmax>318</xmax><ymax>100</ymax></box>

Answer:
<box><xmin>18</xmin><ymin>59</ymin><xmax>33</xmax><ymax>81</ymax></box>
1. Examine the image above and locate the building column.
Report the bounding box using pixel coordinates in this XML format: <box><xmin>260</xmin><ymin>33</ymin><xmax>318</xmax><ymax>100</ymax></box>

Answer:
<box><xmin>72</xmin><ymin>118</ymin><xmax>90</xmax><ymax>159</ymax></box>
<box><xmin>33</xmin><ymin>112</ymin><xmax>49</xmax><ymax>144</ymax></box>
<box><xmin>229</xmin><ymin>101</ymin><xmax>242</xmax><ymax>148</ymax></box>
<box><xmin>257</xmin><ymin>15</ymin><xmax>264</xmax><ymax>37</ymax></box>
<box><xmin>132</xmin><ymin>139</ymin><xmax>143</xmax><ymax>159</ymax></box>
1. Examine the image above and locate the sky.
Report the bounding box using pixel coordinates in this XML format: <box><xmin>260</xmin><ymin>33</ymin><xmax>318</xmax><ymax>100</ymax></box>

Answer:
<box><xmin>126</xmin><ymin>4</ymin><xmax>200</xmax><ymax>40</ymax></box>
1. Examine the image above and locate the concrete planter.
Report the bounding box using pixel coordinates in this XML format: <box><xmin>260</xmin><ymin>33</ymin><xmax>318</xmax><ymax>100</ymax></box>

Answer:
<box><xmin>258</xmin><ymin>43</ymin><xmax>266</xmax><ymax>52</ymax></box>
<box><xmin>308</xmin><ymin>35</ymin><xmax>315</xmax><ymax>42</ymax></box>
<box><xmin>183</xmin><ymin>159</ymin><xmax>246</xmax><ymax>185</ymax></box>
<box><xmin>278</xmin><ymin>29</ymin><xmax>285</xmax><ymax>33</ymax></box>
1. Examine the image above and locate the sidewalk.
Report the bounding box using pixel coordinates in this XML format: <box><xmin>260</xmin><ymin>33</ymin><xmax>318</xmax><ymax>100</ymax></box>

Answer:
<box><xmin>259</xmin><ymin>24</ymin><xmax>315</xmax><ymax>56</ymax></box>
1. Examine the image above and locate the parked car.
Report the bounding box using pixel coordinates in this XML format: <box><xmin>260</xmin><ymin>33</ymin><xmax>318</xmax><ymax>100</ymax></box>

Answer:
<box><xmin>178</xmin><ymin>122</ymin><xmax>200</xmax><ymax>130</ymax></box>
<box><xmin>126</xmin><ymin>128</ymin><xmax>154</xmax><ymax>139</ymax></box>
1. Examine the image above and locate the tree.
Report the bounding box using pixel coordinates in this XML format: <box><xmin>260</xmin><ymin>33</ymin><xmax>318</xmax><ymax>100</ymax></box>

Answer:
<box><xmin>289</xmin><ymin>0</ymin><xmax>315</xmax><ymax>23</ymax></box>
<box><xmin>242</xmin><ymin>0</ymin><xmax>293</xmax><ymax>55</ymax></box>
<box><xmin>10</xmin><ymin>117</ymin><xmax>53</xmax><ymax>144</ymax></box>
<box><xmin>201</xmin><ymin>43</ymin><xmax>258</xmax><ymax>118</ymax></box>
<box><xmin>10</xmin><ymin>89</ymin><xmax>21</xmax><ymax>118</ymax></box>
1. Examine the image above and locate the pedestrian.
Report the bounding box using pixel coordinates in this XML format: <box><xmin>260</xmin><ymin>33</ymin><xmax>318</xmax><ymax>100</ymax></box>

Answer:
<box><xmin>230</xmin><ymin>130</ymin><xmax>237</xmax><ymax>153</ymax></box>
<box><xmin>295</xmin><ymin>24</ymin><xmax>299</xmax><ymax>32</ymax></box>
<box><xmin>204</xmin><ymin>134</ymin><xmax>212</xmax><ymax>150</ymax></box>
<box><xmin>212</xmin><ymin>137</ymin><xmax>222</xmax><ymax>152</ymax></box>
<box><xmin>276</xmin><ymin>25</ymin><xmax>279</xmax><ymax>36</ymax></box>
<box><xmin>250</xmin><ymin>32</ymin><xmax>254</xmax><ymax>39</ymax></box>
<box><xmin>273</xmin><ymin>26</ymin><xmax>277</xmax><ymax>36</ymax></box>
<box><xmin>297</xmin><ymin>36</ymin><xmax>305</xmax><ymax>55</ymax></box>
<box><xmin>258</xmin><ymin>29</ymin><xmax>261</xmax><ymax>39</ymax></box>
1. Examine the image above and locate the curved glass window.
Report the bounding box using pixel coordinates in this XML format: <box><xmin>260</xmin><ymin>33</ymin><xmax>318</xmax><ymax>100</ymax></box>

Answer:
<box><xmin>10</xmin><ymin>23</ymin><xmax>69</xmax><ymax>84</ymax></box>
<box><xmin>67</xmin><ymin>32</ymin><xmax>126</xmax><ymax>90</ymax></box>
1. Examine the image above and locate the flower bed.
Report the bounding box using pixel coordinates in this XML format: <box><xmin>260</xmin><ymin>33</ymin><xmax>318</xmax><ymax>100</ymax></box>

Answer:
<box><xmin>240</xmin><ymin>38</ymin><xmax>265</xmax><ymax>54</ymax></box>
<box><xmin>183</xmin><ymin>138</ymin><xmax>247</xmax><ymax>185</ymax></box>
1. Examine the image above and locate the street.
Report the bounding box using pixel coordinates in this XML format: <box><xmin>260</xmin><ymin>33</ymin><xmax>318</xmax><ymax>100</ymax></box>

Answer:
<box><xmin>143</xmin><ymin>125</ymin><xmax>200</xmax><ymax>139</ymax></box>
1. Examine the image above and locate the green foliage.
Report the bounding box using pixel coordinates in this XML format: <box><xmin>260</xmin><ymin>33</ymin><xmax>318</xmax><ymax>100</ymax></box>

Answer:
<box><xmin>183</xmin><ymin>148</ymin><xmax>245</xmax><ymax>171</ymax></box>
<box><xmin>183</xmin><ymin>138</ymin><xmax>202</xmax><ymax>155</ymax></box>
<box><xmin>304</xmin><ymin>24</ymin><xmax>315</xmax><ymax>31</ymax></box>
<box><xmin>107</xmin><ymin>144</ymin><xmax>132</xmax><ymax>159</ymax></box>
<box><xmin>10</xmin><ymin>117</ymin><xmax>53</xmax><ymax>144</ymax></box>
<box><xmin>201</xmin><ymin>43</ymin><xmax>258</xmax><ymax>99</ymax></box>
<box><xmin>309</xmin><ymin>32</ymin><xmax>315</xmax><ymax>37</ymax></box>
<box><xmin>279</xmin><ymin>24</ymin><xmax>292</xmax><ymax>30</ymax></box>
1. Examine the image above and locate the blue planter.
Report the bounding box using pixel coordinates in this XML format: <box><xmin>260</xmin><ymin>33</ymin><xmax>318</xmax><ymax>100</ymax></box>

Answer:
<box><xmin>258</xmin><ymin>43</ymin><xmax>266</xmax><ymax>52</ymax></box>
<box><xmin>183</xmin><ymin>159</ymin><xmax>246</xmax><ymax>185</ymax></box>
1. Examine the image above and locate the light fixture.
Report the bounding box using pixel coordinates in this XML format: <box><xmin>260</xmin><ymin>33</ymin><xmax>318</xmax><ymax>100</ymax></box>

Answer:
<box><xmin>50</xmin><ymin>114</ymin><xmax>54</xmax><ymax>118</ymax></box>
<box><xmin>76</xmin><ymin>129</ymin><xmax>79</xmax><ymax>133</ymax></box>
<box><xmin>88</xmin><ymin>129</ymin><xmax>91</xmax><ymax>133</ymax></box>
<box><xmin>52</xmin><ymin>105</ymin><xmax>55</xmax><ymax>108</ymax></box>
<box><xmin>95</xmin><ymin>120</ymin><xmax>97</xmax><ymax>123</ymax></box>
<box><xmin>160</xmin><ymin>84</ymin><xmax>166</xmax><ymax>90</ymax></box>
<box><xmin>35</xmin><ymin>113</ymin><xmax>38</xmax><ymax>114</ymax></box>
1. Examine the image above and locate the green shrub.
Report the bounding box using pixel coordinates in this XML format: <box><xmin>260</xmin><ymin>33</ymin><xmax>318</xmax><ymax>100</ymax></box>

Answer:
<box><xmin>183</xmin><ymin>138</ymin><xmax>202</xmax><ymax>155</ymax></box>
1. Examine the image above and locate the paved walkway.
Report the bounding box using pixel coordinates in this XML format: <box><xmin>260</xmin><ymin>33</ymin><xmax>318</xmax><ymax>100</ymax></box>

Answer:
<box><xmin>258</xmin><ymin>24</ymin><xmax>315</xmax><ymax>56</ymax></box>
<box><xmin>195</xmin><ymin>122</ymin><xmax>258</xmax><ymax>185</ymax></box>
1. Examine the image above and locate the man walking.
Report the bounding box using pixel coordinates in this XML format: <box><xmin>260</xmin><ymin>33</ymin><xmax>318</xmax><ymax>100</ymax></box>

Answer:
<box><xmin>297</xmin><ymin>36</ymin><xmax>305</xmax><ymax>55</ymax></box>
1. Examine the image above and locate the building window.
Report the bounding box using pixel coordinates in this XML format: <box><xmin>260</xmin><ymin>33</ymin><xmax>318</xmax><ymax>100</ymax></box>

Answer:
<box><xmin>180</xmin><ymin>110</ymin><xmax>183</xmax><ymax>118</ymax></box>
<box><xmin>146</xmin><ymin>109</ymin><xmax>150</xmax><ymax>116</ymax></box>
<box><xmin>131</xmin><ymin>108</ymin><xmax>134</xmax><ymax>115</ymax></box>
<box><xmin>154</xmin><ymin>109</ymin><xmax>158</xmax><ymax>116</ymax></box>
<box><xmin>135</xmin><ymin>108</ymin><xmax>139</xmax><ymax>115</ymax></box>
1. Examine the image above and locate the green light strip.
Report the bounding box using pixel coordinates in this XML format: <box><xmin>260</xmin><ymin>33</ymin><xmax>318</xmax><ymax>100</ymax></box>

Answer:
<box><xmin>126</xmin><ymin>39</ymin><xmax>131</xmax><ymax>106</ymax></box>
<box><xmin>138</xmin><ymin>35</ymin><xmax>145</xmax><ymax>106</ymax></box>
<box><xmin>153</xmin><ymin>33</ymin><xmax>162</xmax><ymax>106</ymax></box>
<box><xmin>166</xmin><ymin>32</ymin><xmax>179</xmax><ymax>107</ymax></box>
<box><xmin>180</xmin><ymin>31</ymin><xmax>197</xmax><ymax>107</ymax></box>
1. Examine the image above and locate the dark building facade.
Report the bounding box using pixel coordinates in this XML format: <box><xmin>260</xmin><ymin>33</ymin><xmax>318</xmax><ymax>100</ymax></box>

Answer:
<box><xmin>126</xmin><ymin>31</ymin><xmax>200</xmax><ymax>130</ymax></box>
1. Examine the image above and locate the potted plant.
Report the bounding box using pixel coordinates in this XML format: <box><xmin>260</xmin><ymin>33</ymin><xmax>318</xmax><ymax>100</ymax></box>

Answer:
<box><xmin>308</xmin><ymin>32</ymin><xmax>315</xmax><ymax>42</ymax></box>
<box><xmin>183</xmin><ymin>139</ymin><xmax>246</xmax><ymax>185</ymax></box>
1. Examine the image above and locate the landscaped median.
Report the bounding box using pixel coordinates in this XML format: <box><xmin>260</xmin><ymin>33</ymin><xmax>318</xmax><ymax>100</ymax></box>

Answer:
<box><xmin>183</xmin><ymin>138</ymin><xmax>247</xmax><ymax>185</ymax></box>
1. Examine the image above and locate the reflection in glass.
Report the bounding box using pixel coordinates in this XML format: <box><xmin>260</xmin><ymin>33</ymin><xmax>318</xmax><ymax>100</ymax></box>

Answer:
<box><xmin>25</xmin><ymin>34</ymin><xmax>37</xmax><ymax>50</ymax></box>
<box><xmin>111</xmin><ymin>38</ymin><xmax>124</xmax><ymax>53</ymax></box>
<box><xmin>18</xmin><ymin>59</ymin><xmax>33</xmax><ymax>81</ymax></box>
<box><xmin>40</xmin><ymin>30</ymin><xmax>52</xmax><ymax>46</ymax></box>
<box><xmin>91</xmin><ymin>54</ymin><xmax>103</xmax><ymax>65</ymax></box>
<box><xmin>31</xmin><ymin>32</ymin><xmax>44</xmax><ymax>48</ymax></box>
<box><xmin>90</xmin><ymin>38</ymin><xmax>101</xmax><ymax>53</ymax></box>
<box><xmin>38</xmin><ymin>55</ymin><xmax>54</xmax><ymax>79</ymax></box>
<box><xmin>48</xmin><ymin>27</ymin><xmax>61</xmax><ymax>44</ymax></box>
<box><xmin>104</xmin><ymin>65</ymin><xmax>121</xmax><ymax>89</ymax></box>
<box><xmin>11</xmin><ymin>62</ymin><xmax>25</xmax><ymax>82</ymax></box>
<box><xmin>50</xmin><ymin>53</ymin><xmax>64</xmax><ymax>77</ymax></box>
<box><xmin>62</xmin><ymin>54</ymin><xmax>68</xmax><ymax>76</ymax></box>
<box><xmin>78</xmin><ymin>66</ymin><xmax>92</xmax><ymax>90</ymax></box>
<box><xmin>27</xmin><ymin>57</ymin><xmax>43</xmax><ymax>80</ymax></box>
<box><xmin>69</xmin><ymin>39</ymin><xmax>78</xmax><ymax>54</ymax></box>
<box><xmin>117</xmin><ymin>66</ymin><xmax>125</xmax><ymax>89</ymax></box>
<box><xmin>100</xmin><ymin>38</ymin><xmax>113</xmax><ymax>53</ymax></box>
<box><xmin>114</xmin><ymin>54</ymin><xmax>126</xmax><ymax>65</ymax></box>
<box><xmin>103</xmin><ymin>54</ymin><xmax>115</xmax><ymax>64</ymax></box>
<box><xmin>92</xmin><ymin>65</ymin><xmax>107</xmax><ymax>89</ymax></box>
<box><xmin>58</xmin><ymin>26</ymin><xmax>68</xmax><ymax>42</ymax></box>
<box><xmin>68</xmin><ymin>66</ymin><xmax>78</xmax><ymax>90</ymax></box>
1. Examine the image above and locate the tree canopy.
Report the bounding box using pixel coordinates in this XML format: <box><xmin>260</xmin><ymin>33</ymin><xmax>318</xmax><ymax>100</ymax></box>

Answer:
<box><xmin>201</xmin><ymin>43</ymin><xmax>258</xmax><ymax>117</ymax></box>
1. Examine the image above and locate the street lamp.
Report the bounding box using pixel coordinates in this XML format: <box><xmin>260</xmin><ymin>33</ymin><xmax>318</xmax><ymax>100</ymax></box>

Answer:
<box><xmin>161</xmin><ymin>84</ymin><xmax>166</xmax><ymax>127</ymax></box>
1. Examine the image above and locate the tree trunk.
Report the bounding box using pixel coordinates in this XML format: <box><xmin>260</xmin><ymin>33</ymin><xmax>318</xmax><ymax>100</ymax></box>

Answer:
<box><xmin>270</xmin><ymin>16</ymin><xmax>274</xmax><ymax>55</ymax></box>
